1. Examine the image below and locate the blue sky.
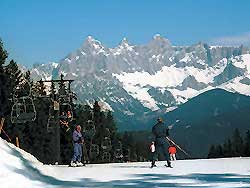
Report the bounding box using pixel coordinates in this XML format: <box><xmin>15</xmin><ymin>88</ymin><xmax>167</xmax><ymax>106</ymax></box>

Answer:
<box><xmin>0</xmin><ymin>0</ymin><xmax>250</xmax><ymax>67</ymax></box>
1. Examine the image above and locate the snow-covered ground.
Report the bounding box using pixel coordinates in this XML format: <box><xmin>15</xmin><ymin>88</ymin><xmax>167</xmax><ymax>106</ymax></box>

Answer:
<box><xmin>1</xmin><ymin>138</ymin><xmax>250</xmax><ymax>188</ymax></box>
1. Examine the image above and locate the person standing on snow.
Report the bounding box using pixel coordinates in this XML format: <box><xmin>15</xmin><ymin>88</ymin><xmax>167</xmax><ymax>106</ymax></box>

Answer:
<box><xmin>70</xmin><ymin>125</ymin><xmax>85</xmax><ymax>167</ymax></box>
<box><xmin>151</xmin><ymin>117</ymin><xmax>172</xmax><ymax>168</ymax></box>
<box><xmin>149</xmin><ymin>141</ymin><xmax>156</xmax><ymax>166</ymax></box>
<box><xmin>169</xmin><ymin>145</ymin><xmax>177</xmax><ymax>161</ymax></box>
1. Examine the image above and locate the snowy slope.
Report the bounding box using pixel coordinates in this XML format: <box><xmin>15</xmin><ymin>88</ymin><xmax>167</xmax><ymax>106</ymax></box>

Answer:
<box><xmin>1</xmin><ymin>138</ymin><xmax>250</xmax><ymax>188</ymax></box>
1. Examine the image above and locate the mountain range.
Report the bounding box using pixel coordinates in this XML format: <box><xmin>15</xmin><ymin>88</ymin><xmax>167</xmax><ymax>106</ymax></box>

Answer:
<box><xmin>28</xmin><ymin>35</ymin><xmax>250</xmax><ymax>131</ymax></box>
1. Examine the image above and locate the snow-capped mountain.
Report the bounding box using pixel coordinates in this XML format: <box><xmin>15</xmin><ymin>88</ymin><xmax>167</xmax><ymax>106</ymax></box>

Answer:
<box><xmin>29</xmin><ymin>35</ymin><xmax>250</xmax><ymax>130</ymax></box>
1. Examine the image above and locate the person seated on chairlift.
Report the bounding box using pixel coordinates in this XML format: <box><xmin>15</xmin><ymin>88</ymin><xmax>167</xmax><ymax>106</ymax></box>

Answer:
<box><xmin>67</xmin><ymin>111</ymin><xmax>72</xmax><ymax>118</ymax></box>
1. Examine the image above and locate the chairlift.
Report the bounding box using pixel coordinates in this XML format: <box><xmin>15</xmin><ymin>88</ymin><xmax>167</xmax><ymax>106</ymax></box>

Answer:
<box><xmin>89</xmin><ymin>144</ymin><xmax>100</xmax><ymax>159</ymax></box>
<box><xmin>101</xmin><ymin>137</ymin><xmax>112</xmax><ymax>151</ymax></box>
<box><xmin>114</xmin><ymin>148</ymin><xmax>123</xmax><ymax>160</ymax></box>
<box><xmin>123</xmin><ymin>148</ymin><xmax>130</xmax><ymax>161</ymax></box>
<box><xmin>58</xmin><ymin>94</ymin><xmax>70</xmax><ymax>103</ymax></box>
<box><xmin>11</xmin><ymin>96</ymin><xmax>36</xmax><ymax>124</ymax></box>
<box><xmin>60</xmin><ymin>103</ymin><xmax>73</xmax><ymax>122</ymax></box>
<box><xmin>103</xmin><ymin>128</ymin><xmax>111</xmax><ymax>137</ymax></box>
<box><xmin>11</xmin><ymin>80</ymin><xmax>37</xmax><ymax>124</ymax></box>
<box><xmin>115</xmin><ymin>141</ymin><xmax>123</xmax><ymax>150</ymax></box>
<box><xmin>85</xmin><ymin>120</ymin><xmax>96</xmax><ymax>139</ymax></box>
<box><xmin>102</xmin><ymin>152</ymin><xmax>111</xmax><ymax>163</ymax></box>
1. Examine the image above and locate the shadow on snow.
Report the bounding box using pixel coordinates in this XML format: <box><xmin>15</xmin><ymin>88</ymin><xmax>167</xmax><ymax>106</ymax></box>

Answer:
<box><xmin>4</xmin><ymin>145</ymin><xmax>250</xmax><ymax>188</ymax></box>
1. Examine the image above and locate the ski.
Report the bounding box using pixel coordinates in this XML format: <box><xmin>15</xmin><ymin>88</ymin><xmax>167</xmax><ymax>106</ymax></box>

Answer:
<box><xmin>68</xmin><ymin>164</ymin><xmax>86</xmax><ymax>167</ymax></box>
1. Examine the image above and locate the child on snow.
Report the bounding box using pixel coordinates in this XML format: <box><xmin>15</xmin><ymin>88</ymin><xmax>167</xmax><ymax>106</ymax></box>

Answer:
<box><xmin>168</xmin><ymin>145</ymin><xmax>177</xmax><ymax>161</ymax></box>
<box><xmin>150</xmin><ymin>142</ymin><xmax>156</xmax><ymax>167</ymax></box>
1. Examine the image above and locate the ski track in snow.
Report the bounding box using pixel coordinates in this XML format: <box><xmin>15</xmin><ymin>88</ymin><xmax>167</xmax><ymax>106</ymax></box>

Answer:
<box><xmin>1</xmin><ymin>138</ymin><xmax>250</xmax><ymax>188</ymax></box>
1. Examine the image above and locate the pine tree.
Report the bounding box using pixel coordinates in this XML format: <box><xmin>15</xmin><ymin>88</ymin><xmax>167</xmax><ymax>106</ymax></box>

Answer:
<box><xmin>244</xmin><ymin>130</ymin><xmax>250</xmax><ymax>157</ymax></box>
<box><xmin>0</xmin><ymin>39</ymin><xmax>8</xmax><ymax>66</ymax></box>
<box><xmin>93</xmin><ymin>101</ymin><xmax>105</xmax><ymax>145</ymax></box>
<box><xmin>106</xmin><ymin>111</ymin><xmax>117</xmax><ymax>140</ymax></box>
<box><xmin>4</xmin><ymin>59</ymin><xmax>26</xmax><ymax>145</ymax></box>
<box><xmin>5</xmin><ymin>60</ymin><xmax>24</xmax><ymax>91</ymax></box>
<box><xmin>0</xmin><ymin>39</ymin><xmax>8</xmax><ymax>119</ymax></box>
<box><xmin>207</xmin><ymin>145</ymin><xmax>216</xmax><ymax>158</ymax></box>
<box><xmin>58</xmin><ymin>76</ymin><xmax>67</xmax><ymax>97</ymax></box>
<box><xmin>215</xmin><ymin>145</ymin><xmax>223</xmax><ymax>158</ymax></box>
<box><xmin>223</xmin><ymin>138</ymin><xmax>233</xmax><ymax>157</ymax></box>
<box><xmin>34</xmin><ymin>80</ymin><xmax>46</xmax><ymax>96</ymax></box>
<box><xmin>232</xmin><ymin>128</ymin><xmax>244</xmax><ymax>157</ymax></box>
<box><xmin>49</xmin><ymin>81</ymin><xmax>56</xmax><ymax>100</ymax></box>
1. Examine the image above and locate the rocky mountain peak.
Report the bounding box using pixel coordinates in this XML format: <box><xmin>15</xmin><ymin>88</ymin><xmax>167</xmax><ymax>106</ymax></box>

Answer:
<box><xmin>150</xmin><ymin>34</ymin><xmax>172</xmax><ymax>46</ymax></box>
<box><xmin>81</xmin><ymin>36</ymin><xmax>106</xmax><ymax>54</ymax></box>
<box><xmin>29</xmin><ymin>35</ymin><xmax>250</xmax><ymax>130</ymax></box>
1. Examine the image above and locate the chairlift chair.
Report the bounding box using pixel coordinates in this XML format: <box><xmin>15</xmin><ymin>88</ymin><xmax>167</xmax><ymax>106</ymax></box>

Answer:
<box><xmin>114</xmin><ymin>148</ymin><xmax>123</xmax><ymax>160</ymax></box>
<box><xmin>11</xmin><ymin>96</ymin><xmax>36</xmax><ymax>124</ymax></box>
<box><xmin>102</xmin><ymin>152</ymin><xmax>111</xmax><ymax>163</ymax></box>
<box><xmin>85</xmin><ymin>120</ymin><xmax>96</xmax><ymax>139</ymax></box>
<box><xmin>60</xmin><ymin>103</ymin><xmax>73</xmax><ymax>122</ymax></box>
<box><xmin>89</xmin><ymin>144</ymin><xmax>100</xmax><ymax>159</ymax></box>
<box><xmin>103</xmin><ymin>128</ymin><xmax>111</xmax><ymax>137</ymax></box>
<box><xmin>101</xmin><ymin>137</ymin><xmax>112</xmax><ymax>151</ymax></box>
<box><xmin>115</xmin><ymin>141</ymin><xmax>123</xmax><ymax>150</ymax></box>
<box><xmin>123</xmin><ymin>148</ymin><xmax>130</xmax><ymax>161</ymax></box>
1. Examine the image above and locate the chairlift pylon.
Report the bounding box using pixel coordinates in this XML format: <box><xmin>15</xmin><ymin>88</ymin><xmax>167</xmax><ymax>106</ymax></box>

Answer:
<box><xmin>47</xmin><ymin>104</ymin><xmax>56</xmax><ymax>132</ymax></box>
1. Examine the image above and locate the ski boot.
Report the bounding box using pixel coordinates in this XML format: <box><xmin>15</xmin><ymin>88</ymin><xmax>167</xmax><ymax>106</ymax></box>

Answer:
<box><xmin>150</xmin><ymin>161</ymin><xmax>157</xmax><ymax>168</ymax></box>
<box><xmin>69</xmin><ymin>161</ymin><xmax>77</xmax><ymax>167</ymax></box>
<box><xmin>164</xmin><ymin>161</ymin><xmax>173</xmax><ymax>168</ymax></box>
<box><xmin>76</xmin><ymin>161</ymin><xmax>85</xmax><ymax>167</ymax></box>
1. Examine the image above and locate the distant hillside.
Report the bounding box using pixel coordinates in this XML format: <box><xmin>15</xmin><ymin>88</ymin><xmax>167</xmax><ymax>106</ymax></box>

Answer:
<box><xmin>163</xmin><ymin>89</ymin><xmax>250</xmax><ymax>158</ymax></box>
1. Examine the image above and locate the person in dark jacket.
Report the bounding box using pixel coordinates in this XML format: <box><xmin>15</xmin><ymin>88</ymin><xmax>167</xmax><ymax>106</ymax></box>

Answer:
<box><xmin>151</xmin><ymin>117</ymin><xmax>172</xmax><ymax>168</ymax></box>
<box><xmin>70</xmin><ymin>125</ymin><xmax>84</xmax><ymax>167</ymax></box>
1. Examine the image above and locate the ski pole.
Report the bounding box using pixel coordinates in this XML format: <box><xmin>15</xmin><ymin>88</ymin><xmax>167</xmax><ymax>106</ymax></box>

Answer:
<box><xmin>1</xmin><ymin>129</ymin><xmax>12</xmax><ymax>142</ymax></box>
<box><xmin>0</xmin><ymin>118</ymin><xmax>5</xmax><ymax>134</ymax></box>
<box><xmin>166</xmin><ymin>136</ymin><xmax>191</xmax><ymax>158</ymax></box>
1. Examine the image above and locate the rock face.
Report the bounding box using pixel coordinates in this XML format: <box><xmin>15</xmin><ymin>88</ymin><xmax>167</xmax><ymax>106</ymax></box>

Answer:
<box><xmin>29</xmin><ymin>35</ymin><xmax>250</xmax><ymax>130</ymax></box>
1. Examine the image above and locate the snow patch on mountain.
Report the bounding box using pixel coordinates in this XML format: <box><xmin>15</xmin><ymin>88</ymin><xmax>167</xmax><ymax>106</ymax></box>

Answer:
<box><xmin>112</xmin><ymin>58</ymin><xmax>229</xmax><ymax>107</ymax></box>
<box><xmin>241</xmin><ymin>54</ymin><xmax>250</xmax><ymax>72</ymax></box>
<box><xmin>219</xmin><ymin>75</ymin><xmax>250</xmax><ymax>96</ymax></box>
<box><xmin>165</xmin><ymin>106</ymin><xmax>178</xmax><ymax>112</ymax></box>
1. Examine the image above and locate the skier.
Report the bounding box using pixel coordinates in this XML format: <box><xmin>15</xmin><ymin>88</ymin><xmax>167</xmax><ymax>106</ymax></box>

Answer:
<box><xmin>168</xmin><ymin>145</ymin><xmax>177</xmax><ymax>161</ymax></box>
<box><xmin>151</xmin><ymin>117</ymin><xmax>172</xmax><ymax>168</ymax></box>
<box><xmin>149</xmin><ymin>142</ymin><xmax>156</xmax><ymax>167</ymax></box>
<box><xmin>70</xmin><ymin>125</ymin><xmax>85</xmax><ymax>167</ymax></box>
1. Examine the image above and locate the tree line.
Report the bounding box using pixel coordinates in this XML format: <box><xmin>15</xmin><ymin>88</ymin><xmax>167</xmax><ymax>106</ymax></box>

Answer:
<box><xmin>207</xmin><ymin>128</ymin><xmax>250</xmax><ymax>158</ymax></box>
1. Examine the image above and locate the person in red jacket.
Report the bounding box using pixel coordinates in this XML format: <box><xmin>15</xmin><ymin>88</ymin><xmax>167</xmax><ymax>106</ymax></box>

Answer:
<box><xmin>168</xmin><ymin>145</ymin><xmax>177</xmax><ymax>161</ymax></box>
